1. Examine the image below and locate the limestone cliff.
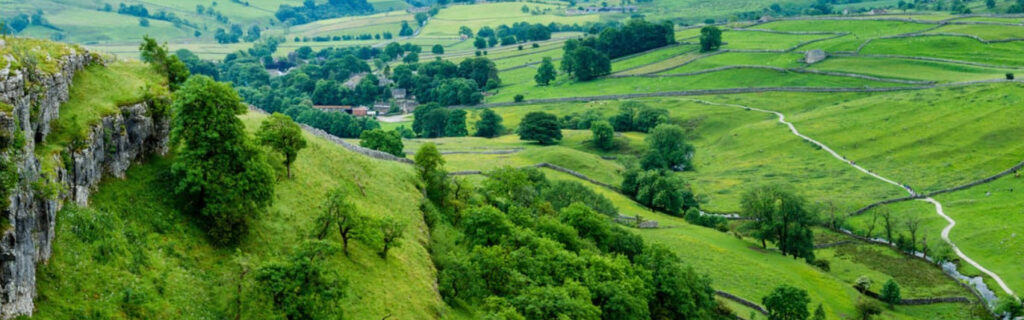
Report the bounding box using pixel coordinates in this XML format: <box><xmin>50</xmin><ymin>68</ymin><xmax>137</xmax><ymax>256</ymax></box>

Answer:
<box><xmin>0</xmin><ymin>44</ymin><xmax>168</xmax><ymax>318</ymax></box>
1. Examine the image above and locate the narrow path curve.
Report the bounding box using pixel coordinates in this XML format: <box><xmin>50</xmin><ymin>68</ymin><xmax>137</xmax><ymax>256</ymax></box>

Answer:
<box><xmin>683</xmin><ymin>98</ymin><xmax>1018</xmax><ymax>299</ymax></box>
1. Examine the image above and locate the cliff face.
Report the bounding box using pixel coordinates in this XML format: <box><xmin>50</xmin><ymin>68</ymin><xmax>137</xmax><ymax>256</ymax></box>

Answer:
<box><xmin>0</xmin><ymin>47</ymin><xmax>168</xmax><ymax>318</ymax></box>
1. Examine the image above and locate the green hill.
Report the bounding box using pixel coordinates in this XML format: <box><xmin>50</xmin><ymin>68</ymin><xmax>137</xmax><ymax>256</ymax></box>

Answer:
<box><xmin>34</xmin><ymin>111</ymin><xmax>445</xmax><ymax>319</ymax></box>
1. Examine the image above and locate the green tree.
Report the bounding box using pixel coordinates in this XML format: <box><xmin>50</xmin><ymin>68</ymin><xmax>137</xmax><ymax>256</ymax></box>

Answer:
<box><xmin>257</xmin><ymin>113</ymin><xmax>307</xmax><ymax>178</ymax></box>
<box><xmin>590</xmin><ymin>120</ymin><xmax>615</xmax><ymax>150</ymax></box>
<box><xmin>413</xmin><ymin>103</ymin><xmax>447</xmax><ymax>138</ymax></box>
<box><xmin>415</xmin><ymin>12</ymin><xmax>429</xmax><ymax>25</ymax></box>
<box><xmin>996</xmin><ymin>297</ymin><xmax>1023</xmax><ymax>318</ymax></box>
<box><xmin>432</xmin><ymin>44</ymin><xmax>445</xmax><ymax>54</ymax></box>
<box><xmin>462</xmin><ymin>206</ymin><xmax>513</xmax><ymax>246</ymax></box>
<box><xmin>763</xmin><ymin>285</ymin><xmax>810</xmax><ymax>320</ymax></box>
<box><xmin>699</xmin><ymin>26</ymin><xmax>722</xmax><ymax>52</ymax></box>
<box><xmin>879</xmin><ymin>279</ymin><xmax>901</xmax><ymax>308</ymax></box>
<box><xmin>742</xmin><ymin>185</ymin><xmax>816</xmax><ymax>260</ymax></box>
<box><xmin>510</xmin><ymin>283</ymin><xmax>601</xmax><ymax>320</ymax></box>
<box><xmin>517</xmin><ymin>112</ymin><xmax>562</xmax><ymax>145</ymax></box>
<box><xmin>139</xmin><ymin>36</ymin><xmax>190</xmax><ymax>90</ymax></box>
<box><xmin>568</xmin><ymin>46</ymin><xmax>611</xmax><ymax>81</ymax></box>
<box><xmin>621</xmin><ymin>169</ymin><xmax>698</xmax><ymax>215</ymax></box>
<box><xmin>812</xmin><ymin>304</ymin><xmax>826</xmax><ymax>320</ymax></box>
<box><xmin>364</xmin><ymin>216</ymin><xmax>406</xmax><ymax>258</ymax></box>
<box><xmin>403</xmin><ymin>52</ymin><xmax>419</xmax><ymax>64</ymax></box>
<box><xmin>855</xmin><ymin>299</ymin><xmax>883</xmax><ymax>320</ymax></box>
<box><xmin>475</xmin><ymin>109</ymin><xmax>505</xmax><ymax>138</ymax></box>
<box><xmin>446</xmin><ymin>109</ymin><xmax>469</xmax><ymax>137</ymax></box>
<box><xmin>636</xmin><ymin>244</ymin><xmax>718</xmax><ymax>319</ymax></box>
<box><xmin>641</xmin><ymin>124</ymin><xmax>695</xmax><ymax>171</ymax></box>
<box><xmin>534</xmin><ymin>57</ymin><xmax>556</xmax><ymax>86</ymax></box>
<box><xmin>474</xmin><ymin>37</ymin><xmax>487</xmax><ymax>49</ymax></box>
<box><xmin>359</xmin><ymin>129</ymin><xmax>405</xmax><ymax>157</ymax></box>
<box><xmin>254</xmin><ymin>240</ymin><xmax>344</xmax><ymax>319</ymax></box>
<box><xmin>415</xmin><ymin>143</ymin><xmax>449</xmax><ymax>206</ymax></box>
<box><xmin>313</xmin><ymin>187</ymin><xmax>364</xmax><ymax>254</ymax></box>
<box><xmin>170</xmin><ymin>76</ymin><xmax>275</xmax><ymax>245</ymax></box>
<box><xmin>986</xmin><ymin>0</ymin><xmax>996</xmax><ymax>9</ymax></box>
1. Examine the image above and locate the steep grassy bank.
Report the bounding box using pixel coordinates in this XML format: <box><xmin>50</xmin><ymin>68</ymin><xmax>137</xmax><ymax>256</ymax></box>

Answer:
<box><xmin>33</xmin><ymin>112</ymin><xmax>444</xmax><ymax>319</ymax></box>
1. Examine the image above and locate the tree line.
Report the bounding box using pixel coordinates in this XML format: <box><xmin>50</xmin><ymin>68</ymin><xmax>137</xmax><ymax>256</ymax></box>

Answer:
<box><xmin>557</xmin><ymin>19</ymin><xmax>676</xmax><ymax>82</ymax></box>
<box><xmin>274</xmin><ymin>0</ymin><xmax>375</xmax><ymax>25</ymax></box>
<box><xmin>413</xmin><ymin>143</ymin><xmax>732</xmax><ymax>319</ymax></box>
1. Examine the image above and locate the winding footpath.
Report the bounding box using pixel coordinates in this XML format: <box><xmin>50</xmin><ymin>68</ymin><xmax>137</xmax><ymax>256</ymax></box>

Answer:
<box><xmin>683</xmin><ymin>99</ymin><xmax>1017</xmax><ymax>300</ymax></box>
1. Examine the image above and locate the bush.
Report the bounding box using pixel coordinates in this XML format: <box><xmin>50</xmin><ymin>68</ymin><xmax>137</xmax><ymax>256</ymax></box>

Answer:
<box><xmin>514</xmin><ymin>94</ymin><xmax>525</xmax><ymax>102</ymax></box>
<box><xmin>1007</xmin><ymin>73</ymin><xmax>1015</xmax><ymax>80</ymax></box>
<box><xmin>810</xmin><ymin>259</ymin><xmax>830</xmax><ymax>272</ymax></box>
<box><xmin>532</xmin><ymin>43</ymin><xmax>540</xmax><ymax>48</ymax></box>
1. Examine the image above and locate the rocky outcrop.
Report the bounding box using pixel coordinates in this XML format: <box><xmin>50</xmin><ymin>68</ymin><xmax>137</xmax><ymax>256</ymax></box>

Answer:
<box><xmin>0</xmin><ymin>47</ymin><xmax>168</xmax><ymax>318</ymax></box>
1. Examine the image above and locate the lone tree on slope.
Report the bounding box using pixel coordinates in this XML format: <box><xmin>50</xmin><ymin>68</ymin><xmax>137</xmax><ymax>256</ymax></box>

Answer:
<box><xmin>257</xmin><ymin>112</ymin><xmax>307</xmax><ymax>178</ymax></box>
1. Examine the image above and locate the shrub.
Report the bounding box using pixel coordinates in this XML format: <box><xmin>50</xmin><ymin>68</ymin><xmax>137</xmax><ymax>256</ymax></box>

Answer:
<box><xmin>1007</xmin><ymin>73</ymin><xmax>1015</xmax><ymax>80</ymax></box>
<box><xmin>514</xmin><ymin>94</ymin><xmax>524</xmax><ymax>102</ymax></box>
<box><xmin>810</xmin><ymin>259</ymin><xmax>830</xmax><ymax>272</ymax></box>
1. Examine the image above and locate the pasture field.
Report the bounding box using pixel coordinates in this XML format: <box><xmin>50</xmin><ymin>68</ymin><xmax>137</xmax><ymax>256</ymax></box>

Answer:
<box><xmin>489</xmin><ymin>67</ymin><xmax>909</xmax><ymax>102</ymax></box>
<box><xmin>611</xmin><ymin>44</ymin><xmax>699</xmax><ymax>73</ymax></box>
<box><xmin>418</xmin><ymin>2</ymin><xmax>600</xmax><ymax>37</ymax></box>
<box><xmin>861</xmin><ymin>36</ymin><xmax>1024</xmax><ymax>67</ymax></box>
<box><xmin>925</xmin><ymin>24</ymin><xmax>1024</xmax><ymax>41</ymax></box>
<box><xmin>34</xmin><ymin>112</ymin><xmax>446</xmax><ymax>319</ymax></box>
<box><xmin>790</xmin><ymin>82</ymin><xmax>1024</xmax><ymax>193</ymax></box>
<box><xmin>809</xmin><ymin>56</ymin><xmax>1013</xmax><ymax>82</ymax></box>
<box><xmin>658</xmin><ymin>52</ymin><xmax>805</xmax><ymax>74</ymax></box>
<box><xmin>719</xmin><ymin>29</ymin><xmax>835</xmax><ymax>50</ymax></box>
<box><xmin>756</xmin><ymin>19</ymin><xmax>935</xmax><ymax>52</ymax></box>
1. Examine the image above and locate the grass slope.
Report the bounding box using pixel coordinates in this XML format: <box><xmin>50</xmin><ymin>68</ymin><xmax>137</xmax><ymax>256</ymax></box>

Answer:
<box><xmin>34</xmin><ymin>112</ymin><xmax>444</xmax><ymax>319</ymax></box>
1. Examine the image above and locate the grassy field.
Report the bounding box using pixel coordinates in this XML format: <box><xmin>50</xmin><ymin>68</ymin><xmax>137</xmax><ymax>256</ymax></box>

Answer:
<box><xmin>490</xmin><ymin>67</ymin><xmax>909</xmax><ymax>102</ymax></box>
<box><xmin>659</xmin><ymin>52</ymin><xmax>805</xmax><ymax>74</ymax></box>
<box><xmin>756</xmin><ymin>19</ymin><xmax>935</xmax><ymax>52</ymax></box>
<box><xmin>790</xmin><ymin>82</ymin><xmax>1024</xmax><ymax>193</ymax></box>
<box><xmin>925</xmin><ymin>24</ymin><xmax>1024</xmax><ymax>41</ymax></box>
<box><xmin>419</xmin><ymin>2</ymin><xmax>600</xmax><ymax>37</ymax></box>
<box><xmin>611</xmin><ymin>45</ymin><xmax>698</xmax><ymax>73</ymax></box>
<box><xmin>720</xmin><ymin>29</ymin><xmax>835</xmax><ymax>50</ymax></box>
<box><xmin>810</xmin><ymin>56</ymin><xmax>1014</xmax><ymax>82</ymax></box>
<box><xmin>862</xmin><ymin>36</ymin><xmax>1024</xmax><ymax>67</ymax></box>
<box><xmin>34</xmin><ymin>112</ymin><xmax>445</xmax><ymax>319</ymax></box>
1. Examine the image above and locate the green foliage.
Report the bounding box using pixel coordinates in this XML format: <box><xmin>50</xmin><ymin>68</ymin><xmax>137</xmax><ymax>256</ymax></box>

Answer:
<box><xmin>700</xmin><ymin>26</ymin><xmax>723</xmax><ymax>52</ymax></box>
<box><xmin>534</xmin><ymin>57</ymin><xmax>556</xmax><ymax>86</ymax></box>
<box><xmin>854</xmin><ymin>275</ymin><xmax>873</xmax><ymax>294</ymax></box>
<box><xmin>139</xmin><ymin>36</ymin><xmax>189</xmax><ymax>90</ymax></box>
<box><xmin>475</xmin><ymin>109</ymin><xmax>505</xmax><ymax>138</ymax></box>
<box><xmin>590</xmin><ymin>120</ymin><xmax>614</xmax><ymax>151</ymax></box>
<box><xmin>812</xmin><ymin>304</ymin><xmax>826</xmax><ymax>320</ymax></box>
<box><xmin>542</xmin><ymin>180</ymin><xmax>617</xmax><ymax>217</ymax></box>
<box><xmin>879</xmin><ymin>279</ymin><xmax>901</xmax><ymax>307</ymax></box>
<box><xmin>855</xmin><ymin>299</ymin><xmax>883</xmax><ymax>320</ymax></box>
<box><xmin>510</xmin><ymin>282</ymin><xmax>601</xmax><ymax>320</ymax></box>
<box><xmin>313</xmin><ymin>187</ymin><xmax>365</xmax><ymax>254</ymax></box>
<box><xmin>432</xmin><ymin>44</ymin><xmax>445</xmax><ymax>55</ymax></box>
<box><xmin>446</xmin><ymin>109</ymin><xmax>469</xmax><ymax>137</ymax></box>
<box><xmin>362</xmin><ymin>216</ymin><xmax>407</xmax><ymax>258</ymax></box>
<box><xmin>254</xmin><ymin>240</ymin><xmax>345</xmax><ymax>320</ymax></box>
<box><xmin>621</xmin><ymin>169</ymin><xmax>698</xmax><ymax>215</ymax></box>
<box><xmin>762</xmin><ymin>285</ymin><xmax>810</xmax><ymax>320</ymax></box>
<box><xmin>481</xmin><ymin>166</ymin><xmax>548</xmax><ymax>210</ymax></box>
<box><xmin>564</xmin><ymin>45</ymin><xmax>611</xmax><ymax>81</ymax></box>
<box><xmin>684</xmin><ymin>208</ymin><xmax>727</xmax><ymax>231</ymax></box>
<box><xmin>517</xmin><ymin>111</ymin><xmax>562</xmax><ymax>145</ymax></box>
<box><xmin>742</xmin><ymin>185</ymin><xmax>816</xmax><ymax>261</ymax></box>
<box><xmin>413</xmin><ymin>103</ymin><xmax>448</xmax><ymax>138</ymax></box>
<box><xmin>996</xmin><ymin>297</ymin><xmax>1023</xmax><ymax>318</ymax></box>
<box><xmin>462</xmin><ymin>205</ymin><xmax>514</xmax><ymax>247</ymax></box>
<box><xmin>359</xmin><ymin>129</ymin><xmax>405</xmax><ymax>157</ymax></box>
<box><xmin>636</xmin><ymin>244</ymin><xmax>718</xmax><ymax>319</ymax></box>
<box><xmin>170</xmin><ymin>76</ymin><xmax>275</xmax><ymax>246</ymax></box>
<box><xmin>415</xmin><ymin>143</ymin><xmax>449</xmax><ymax>206</ymax></box>
<box><xmin>257</xmin><ymin>113</ymin><xmax>307</xmax><ymax>178</ymax></box>
<box><xmin>641</xmin><ymin>124</ymin><xmax>695</xmax><ymax>171</ymax></box>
